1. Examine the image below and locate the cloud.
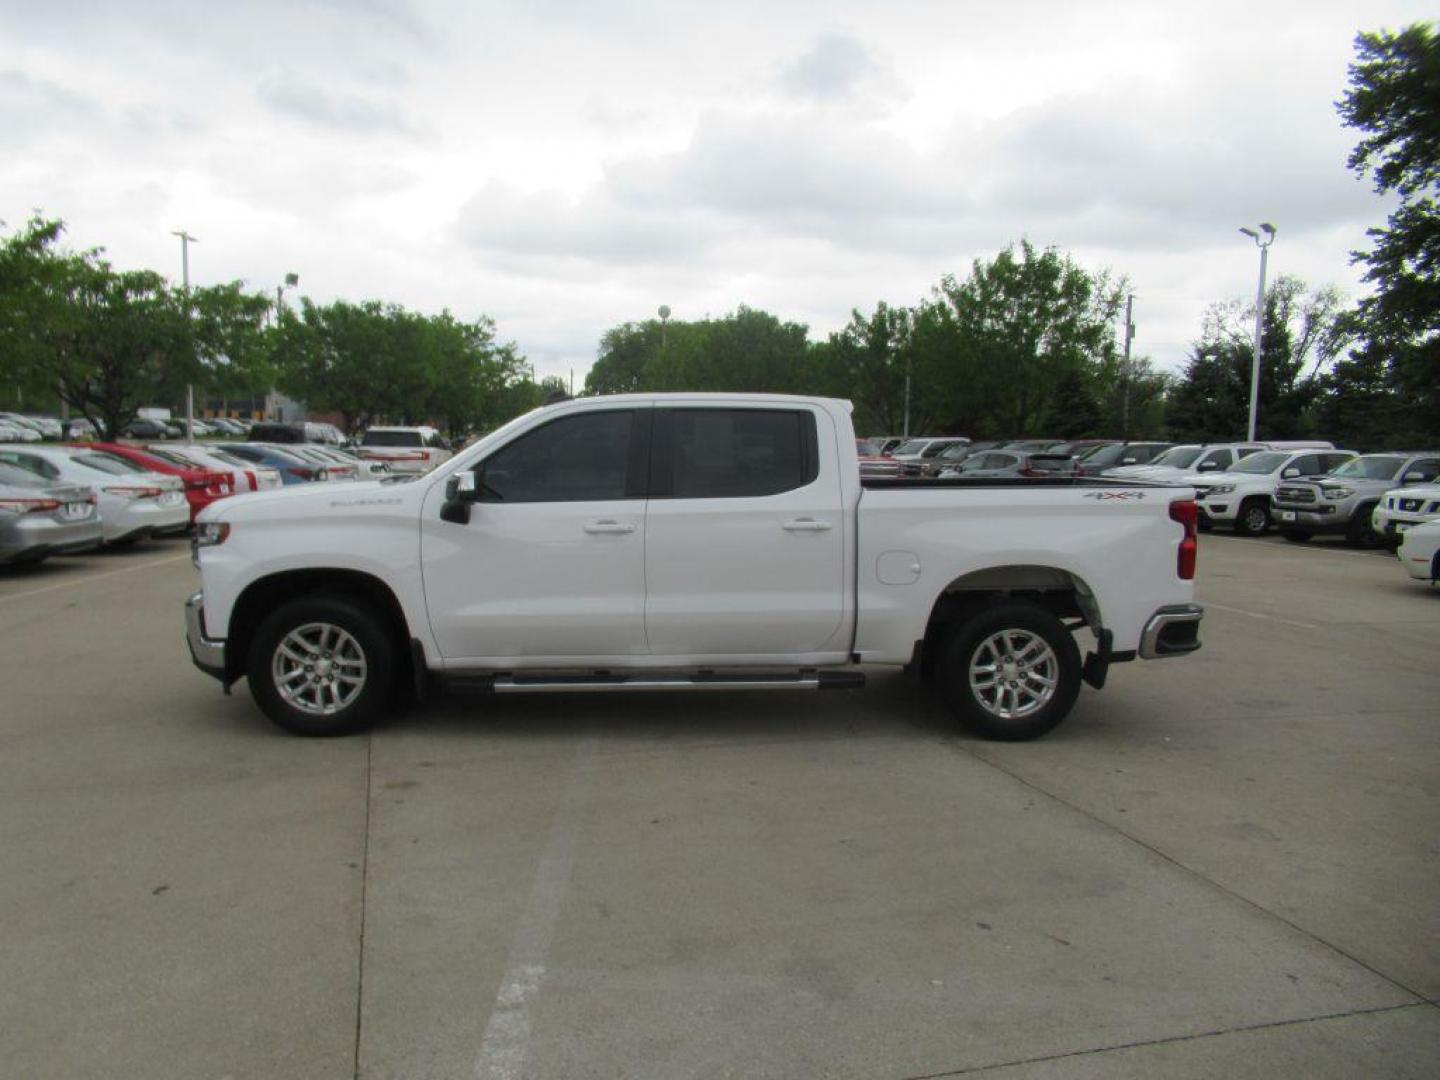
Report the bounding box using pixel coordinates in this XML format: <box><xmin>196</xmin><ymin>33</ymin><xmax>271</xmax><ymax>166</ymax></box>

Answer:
<box><xmin>256</xmin><ymin>70</ymin><xmax>419</xmax><ymax>136</ymax></box>
<box><xmin>779</xmin><ymin>33</ymin><xmax>885</xmax><ymax>103</ymax></box>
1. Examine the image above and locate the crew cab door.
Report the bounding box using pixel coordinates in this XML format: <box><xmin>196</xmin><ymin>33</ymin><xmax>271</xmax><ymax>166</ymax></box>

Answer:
<box><xmin>642</xmin><ymin>405</ymin><xmax>847</xmax><ymax>657</ymax></box>
<box><xmin>420</xmin><ymin>408</ymin><xmax>651</xmax><ymax>661</ymax></box>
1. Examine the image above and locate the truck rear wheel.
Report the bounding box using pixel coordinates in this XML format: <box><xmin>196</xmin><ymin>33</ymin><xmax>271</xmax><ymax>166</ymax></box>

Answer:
<box><xmin>247</xmin><ymin>595</ymin><xmax>395</xmax><ymax>736</ymax></box>
<box><xmin>938</xmin><ymin>603</ymin><xmax>1081</xmax><ymax>741</ymax></box>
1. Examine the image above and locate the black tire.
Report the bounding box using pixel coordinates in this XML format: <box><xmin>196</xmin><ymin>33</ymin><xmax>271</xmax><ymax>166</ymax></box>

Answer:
<box><xmin>247</xmin><ymin>595</ymin><xmax>395</xmax><ymax>736</ymax></box>
<box><xmin>1233</xmin><ymin>499</ymin><xmax>1271</xmax><ymax>537</ymax></box>
<box><xmin>1281</xmin><ymin>529</ymin><xmax>1312</xmax><ymax>543</ymax></box>
<box><xmin>1345</xmin><ymin>506</ymin><xmax>1383</xmax><ymax>549</ymax></box>
<box><xmin>938</xmin><ymin>602</ymin><xmax>1082</xmax><ymax>741</ymax></box>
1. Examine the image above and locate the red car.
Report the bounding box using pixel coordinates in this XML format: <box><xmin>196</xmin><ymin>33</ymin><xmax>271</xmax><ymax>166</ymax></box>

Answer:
<box><xmin>72</xmin><ymin>443</ymin><xmax>235</xmax><ymax>522</ymax></box>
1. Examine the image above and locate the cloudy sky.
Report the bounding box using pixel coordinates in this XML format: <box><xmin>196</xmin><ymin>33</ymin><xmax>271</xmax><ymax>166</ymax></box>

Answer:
<box><xmin>0</xmin><ymin>0</ymin><xmax>1428</xmax><ymax>385</ymax></box>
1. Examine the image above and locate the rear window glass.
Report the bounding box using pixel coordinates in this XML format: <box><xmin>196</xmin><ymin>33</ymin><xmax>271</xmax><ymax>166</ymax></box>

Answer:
<box><xmin>363</xmin><ymin>430</ymin><xmax>424</xmax><ymax>447</ymax></box>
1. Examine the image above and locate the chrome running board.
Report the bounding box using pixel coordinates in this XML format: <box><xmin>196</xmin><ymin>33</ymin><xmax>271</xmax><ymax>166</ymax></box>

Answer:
<box><xmin>482</xmin><ymin>671</ymin><xmax>866</xmax><ymax>694</ymax></box>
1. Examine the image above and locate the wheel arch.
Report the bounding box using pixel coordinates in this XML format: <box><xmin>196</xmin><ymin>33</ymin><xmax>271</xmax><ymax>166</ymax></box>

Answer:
<box><xmin>226</xmin><ymin>568</ymin><xmax>413</xmax><ymax>688</ymax></box>
<box><xmin>916</xmin><ymin>564</ymin><xmax>1097</xmax><ymax>678</ymax></box>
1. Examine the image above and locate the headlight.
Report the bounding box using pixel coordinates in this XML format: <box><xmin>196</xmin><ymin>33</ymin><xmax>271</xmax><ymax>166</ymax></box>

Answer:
<box><xmin>1322</xmin><ymin>487</ymin><xmax>1354</xmax><ymax>500</ymax></box>
<box><xmin>195</xmin><ymin>522</ymin><xmax>230</xmax><ymax>547</ymax></box>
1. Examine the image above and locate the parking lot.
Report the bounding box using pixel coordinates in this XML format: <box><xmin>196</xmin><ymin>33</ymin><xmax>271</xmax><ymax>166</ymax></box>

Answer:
<box><xmin>2</xmin><ymin>533</ymin><xmax>1437</xmax><ymax>1079</ymax></box>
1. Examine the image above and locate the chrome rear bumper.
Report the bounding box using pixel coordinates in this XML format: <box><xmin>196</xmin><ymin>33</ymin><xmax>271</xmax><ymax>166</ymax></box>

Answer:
<box><xmin>1140</xmin><ymin>604</ymin><xmax>1204</xmax><ymax>659</ymax></box>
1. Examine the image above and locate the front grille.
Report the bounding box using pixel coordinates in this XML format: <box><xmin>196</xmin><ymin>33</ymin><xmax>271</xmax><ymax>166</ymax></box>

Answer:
<box><xmin>1275</xmin><ymin>485</ymin><xmax>1316</xmax><ymax>504</ymax></box>
<box><xmin>1400</xmin><ymin>498</ymin><xmax>1423</xmax><ymax>512</ymax></box>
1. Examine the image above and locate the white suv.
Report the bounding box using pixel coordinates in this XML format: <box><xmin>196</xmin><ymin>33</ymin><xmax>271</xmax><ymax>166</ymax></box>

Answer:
<box><xmin>357</xmin><ymin>426</ymin><xmax>453</xmax><ymax>474</ymax></box>
<box><xmin>1190</xmin><ymin>449</ymin><xmax>1356</xmax><ymax>536</ymax></box>
<box><xmin>1372</xmin><ymin>483</ymin><xmax>1440</xmax><ymax>543</ymax></box>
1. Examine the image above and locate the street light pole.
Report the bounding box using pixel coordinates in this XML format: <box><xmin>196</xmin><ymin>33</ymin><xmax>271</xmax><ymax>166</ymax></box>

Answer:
<box><xmin>903</xmin><ymin>356</ymin><xmax>911</xmax><ymax>439</ymax></box>
<box><xmin>1238</xmin><ymin>223</ymin><xmax>1276</xmax><ymax>442</ymax></box>
<box><xmin>172</xmin><ymin>229</ymin><xmax>198</xmax><ymax>443</ymax></box>
<box><xmin>1120</xmin><ymin>293</ymin><xmax>1135</xmax><ymax>441</ymax></box>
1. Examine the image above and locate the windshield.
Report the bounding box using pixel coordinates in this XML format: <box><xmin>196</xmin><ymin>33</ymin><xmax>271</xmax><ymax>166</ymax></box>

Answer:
<box><xmin>1227</xmin><ymin>451</ymin><xmax>1289</xmax><ymax>475</ymax></box>
<box><xmin>143</xmin><ymin>447</ymin><xmax>203</xmax><ymax>467</ymax></box>
<box><xmin>74</xmin><ymin>453</ymin><xmax>140</xmax><ymax>476</ymax></box>
<box><xmin>1329</xmin><ymin>455</ymin><xmax>1404</xmax><ymax>480</ymax></box>
<box><xmin>1078</xmin><ymin>444</ymin><xmax>1127</xmax><ymax>467</ymax></box>
<box><xmin>892</xmin><ymin>440</ymin><xmax>929</xmax><ymax>456</ymax></box>
<box><xmin>1148</xmin><ymin>446</ymin><xmax>1203</xmax><ymax>469</ymax></box>
<box><xmin>362</xmin><ymin>430</ymin><xmax>424</xmax><ymax>447</ymax></box>
<box><xmin>85</xmin><ymin>451</ymin><xmax>148</xmax><ymax>474</ymax></box>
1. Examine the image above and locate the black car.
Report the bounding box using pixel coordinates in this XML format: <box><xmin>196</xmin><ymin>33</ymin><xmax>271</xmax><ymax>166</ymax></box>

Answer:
<box><xmin>119</xmin><ymin>419</ymin><xmax>175</xmax><ymax>439</ymax></box>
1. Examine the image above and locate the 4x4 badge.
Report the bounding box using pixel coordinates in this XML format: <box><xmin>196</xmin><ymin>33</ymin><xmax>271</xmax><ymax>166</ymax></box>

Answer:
<box><xmin>1083</xmin><ymin>490</ymin><xmax>1146</xmax><ymax>500</ymax></box>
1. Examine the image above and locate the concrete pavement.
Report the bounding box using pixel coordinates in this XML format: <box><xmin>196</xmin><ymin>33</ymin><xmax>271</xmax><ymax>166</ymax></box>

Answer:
<box><xmin>1</xmin><ymin>533</ymin><xmax>1436</xmax><ymax>1078</ymax></box>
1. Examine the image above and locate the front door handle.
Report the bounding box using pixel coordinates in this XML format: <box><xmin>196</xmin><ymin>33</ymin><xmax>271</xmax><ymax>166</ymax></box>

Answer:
<box><xmin>782</xmin><ymin>518</ymin><xmax>832</xmax><ymax>532</ymax></box>
<box><xmin>583</xmin><ymin>520</ymin><xmax>636</xmax><ymax>534</ymax></box>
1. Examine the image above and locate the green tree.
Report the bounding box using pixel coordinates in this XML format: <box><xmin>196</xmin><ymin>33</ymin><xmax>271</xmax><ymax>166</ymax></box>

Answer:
<box><xmin>929</xmin><ymin>242</ymin><xmax>1126</xmax><ymax>437</ymax></box>
<box><xmin>1337</xmin><ymin>22</ymin><xmax>1440</xmax><ymax>438</ymax></box>
<box><xmin>0</xmin><ymin>216</ymin><xmax>270</xmax><ymax>438</ymax></box>
<box><xmin>1166</xmin><ymin>277</ymin><xmax>1347</xmax><ymax>441</ymax></box>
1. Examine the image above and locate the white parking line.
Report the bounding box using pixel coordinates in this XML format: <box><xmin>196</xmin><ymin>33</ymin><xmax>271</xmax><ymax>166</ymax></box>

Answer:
<box><xmin>0</xmin><ymin>553</ymin><xmax>192</xmax><ymax>604</ymax></box>
<box><xmin>474</xmin><ymin>733</ymin><xmax>599</xmax><ymax>1080</ymax></box>
<box><xmin>1204</xmin><ymin>601</ymin><xmax>1319</xmax><ymax>630</ymax></box>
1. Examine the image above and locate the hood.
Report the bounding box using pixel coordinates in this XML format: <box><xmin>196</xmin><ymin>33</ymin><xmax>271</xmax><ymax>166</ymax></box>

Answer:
<box><xmin>197</xmin><ymin>476</ymin><xmax>423</xmax><ymax>524</ymax></box>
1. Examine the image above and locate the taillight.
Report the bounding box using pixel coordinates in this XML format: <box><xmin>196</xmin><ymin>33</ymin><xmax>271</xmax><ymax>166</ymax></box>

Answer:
<box><xmin>1170</xmin><ymin>499</ymin><xmax>1198</xmax><ymax>580</ymax></box>
<box><xmin>289</xmin><ymin>466</ymin><xmax>315</xmax><ymax>480</ymax></box>
<box><xmin>104</xmin><ymin>486</ymin><xmax>164</xmax><ymax>499</ymax></box>
<box><xmin>0</xmin><ymin>498</ymin><xmax>61</xmax><ymax>514</ymax></box>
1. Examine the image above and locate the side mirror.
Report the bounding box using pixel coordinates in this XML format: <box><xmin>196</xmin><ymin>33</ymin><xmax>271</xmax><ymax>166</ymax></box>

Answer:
<box><xmin>1121</xmin><ymin>457</ymin><xmax>1137</xmax><ymax>464</ymax></box>
<box><xmin>445</xmin><ymin>470</ymin><xmax>479</xmax><ymax>502</ymax></box>
<box><xmin>441</xmin><ymin>470</ymin><xmax>479</xmax><ymax>525</ymax></box>
<box><xmin>1281</xmin><ymin>467</ymin><xmax>1300</xmax><ymax>479</ymax></box>
<box><xmin>1198</xmin><ymin>461</ymin><xmax>1219</xmax><ymax>472</ymax></box>
<box><xmin>1401</xmin><ymin>474</ymin><xmax>1428</xmax><ymax>486</ymax></box>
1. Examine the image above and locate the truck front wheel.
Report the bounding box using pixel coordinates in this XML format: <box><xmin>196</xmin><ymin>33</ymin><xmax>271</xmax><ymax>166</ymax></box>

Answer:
<box><xmin>938</xmin><ymin>603</ymin><xmax>1081</xmax><ymax>741</ymax></box>
<box><xmin>247</xmin><ymin>595</ymin><xmax>395</xmax><ymax>736</ymax></box>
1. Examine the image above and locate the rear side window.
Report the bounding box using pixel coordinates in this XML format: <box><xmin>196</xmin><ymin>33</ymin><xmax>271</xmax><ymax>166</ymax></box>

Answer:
<box><xmin>0</xmin><ymin>451</ymin><xmax>56</xmax><ymax>478</ymax></box>
<box><xmin>481</xmin><ymin>410</ymin><xmax>640</xmax><ymax>502</ymax></box>
<box><xmin>654</xmin><ymin>409</ymin><xmax>819</xmax><ymax>499</ymax></box>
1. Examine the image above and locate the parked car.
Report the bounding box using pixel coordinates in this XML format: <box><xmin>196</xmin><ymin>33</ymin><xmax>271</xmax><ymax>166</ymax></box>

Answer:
<box><xmin>151</xmin><ymin>445</ymin><xmax>283</xmax><ymax>493</ymax></box>
<box><xmin>217</xmin><ymin>443</ymin><xmax>343</xmax><ymax>484</ymax></box>
<box><xmin>1272</xmin><ymin>452</ymin><xmax>1440</xmax><ymax>548</ymax></box>
<box><xmin>1002</xmin><ymin>439</ymin><xmax>1065</xmax><ymax>453</ymax></box>
<box><xmin>120</xmin><ymin>418</ymin><xmax>177</xmax><ymax>440</ymax></box>
<box><xmin>0</xmin><ymin>445</ymin><xmax>189</xmax><ymax>545</ymax></box>
<box><xmin>247</xmin><ymin>421</ymin><xmax>345</xmax><ymax>446</ymax></box>
<box><xmin>0</xmin><ymin>413</ymin><xmax>61</xmax><ymax>439</ymax></box>
<box><xmin>1395</xmin><ymin>518</ymin><xmax>1440</xmax><ymax>584</ymax></box>
<box><xmin>356</xmin><ymin>426</ymin><xmax>454</xmax><ymax>474</ymax></box>
<box><xmin>1105</xmin><ymin>442</ymin><xmax>1275</xmax><ymax>483</ymax></box>
<box><xmin>0</xmin><ymin>461</ymin><xmax>102</xmax><ymax>564</ymax></box>
<box><xmin>938</xmin><ymin>451</ymin><xmax>1077</xmax><ymax>478</ymax></box>
<box><xmin>185</xmin><ymin>393</ymin><xmax>1203</xmax><ymax>741</ymax></box>
<box><xmin>856</xmin><ymin>439</ymin><xmax>902</xmax><ymax>478</ymax></box>
<box><xmin>0</xmin><ymin>418</ymin><xmax>42</xmax><ymax>443</ymax></box>
<box><xmin>283</xmin><ymin>444</ymin><xmax>363</xmax><ymax>481</ymax></box>
<box><xmin>307</xmin><ymin>445</ymin><xmax>390</xmax><ymax>479</ymax></box>
<box><xmin>888</xmin><ymin>437</ymin><xmax>970</xmax><ymax>477</ymax></box>
<box><xmin>75</xmin><ymin>443</ymin><xmax>234</xmax><ymax>522</ymax></box>
<box><xmin>1046</xmin><ymin>439</ymin><xmax>1118</xmax><ymax>458</ymax></box>
<box><xmin>1188</xmin><ymin>448</ymin><xmax>1357</xmax><ymax>536</ymax></box>
<box><xmin>1074</xmin><ymin>442</ymin><xmax>1172</xmax><ymax>476</ymax></box>
<box><xmin>1372</xmin><ymin>483</ymin><xmax>1440</xmax><ymax>543</ymax></box>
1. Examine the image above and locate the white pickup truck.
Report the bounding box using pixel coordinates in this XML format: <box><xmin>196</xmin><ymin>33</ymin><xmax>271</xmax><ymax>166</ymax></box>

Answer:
<box><xmin>185</xmin><ymin>394</ymin><xmax>1203</xmax><ymax>741</ymax></box>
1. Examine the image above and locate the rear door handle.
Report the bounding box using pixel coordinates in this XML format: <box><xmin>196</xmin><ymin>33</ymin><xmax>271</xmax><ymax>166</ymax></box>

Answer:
<box><xmin>782</xmin><ymin>518</ymin><xmax>832</xmax><ymax>532</ymax></box>
<box><xmin>583</xmin><ymin>519</ymin><xmax>636</xmax><ymax>534</ymax></box>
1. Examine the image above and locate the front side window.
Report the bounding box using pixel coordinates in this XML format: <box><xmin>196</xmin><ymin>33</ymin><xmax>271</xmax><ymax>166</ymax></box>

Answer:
<box><xmin>1402</xmin><ymin>458</ymin><xmax>1440</xmax><ymax>484</ymax></box>
<box><xmin>1150</xmin><ymin>446</ymin><xmax>1203</xmax><ymax>469</ymax></box>
<box><xmin>1229</xmin><ymin>451</ymin><xmax>1289</xmax><ymax>475</ymax></box>
<box><xmin>1331</xmin><ymin>456</ymin><xmax>1403</xmax><ymax>480</ymax></box>
<box><xmin>657</xmin><ymin>409</ymin><xmax>818</xmax><ymax>499</ymax></box>
<box><xmin>481</xmin><ymin>410</ymin><xmax>637</xmax><ymax>502</ymax></box>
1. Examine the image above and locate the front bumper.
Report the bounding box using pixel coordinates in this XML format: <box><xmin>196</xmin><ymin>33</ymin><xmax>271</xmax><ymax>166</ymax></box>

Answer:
<box><xmin>1271</xmin><ymin>503</ymin><xmax>1345</xmax><ymax>531</ymax></box>
<box><xmin>185</xmin><ymin>592</ymin><xmax>227</xmax><ymax>680</ymax></box>
<box><xmin>1140</xmin><ymin>604</ymin><xmax>1204</xmax><ymax>659</ymax></box>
